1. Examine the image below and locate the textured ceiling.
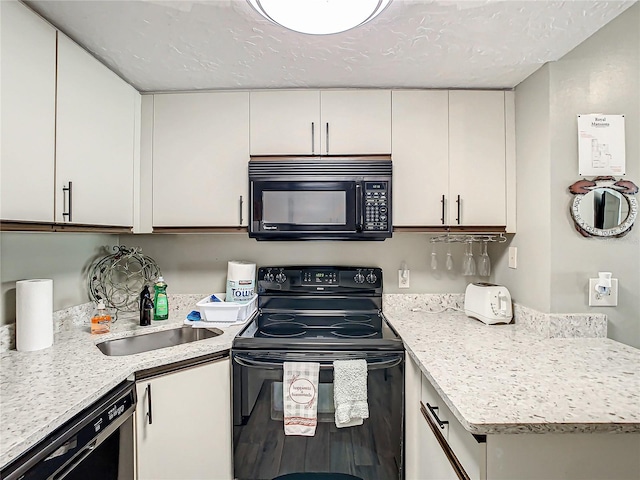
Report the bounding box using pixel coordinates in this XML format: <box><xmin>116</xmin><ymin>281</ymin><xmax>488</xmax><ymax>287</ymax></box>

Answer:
<box><xmin>26</xmin><ymin>0</ymin><xmax>636</xmax><ymax>92</ymax></box>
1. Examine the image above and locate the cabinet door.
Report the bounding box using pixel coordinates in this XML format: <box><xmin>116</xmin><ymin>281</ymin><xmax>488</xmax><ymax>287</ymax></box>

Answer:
<box><xmin>449</xmin><ymin>91</ymin><xmax>506</xmax><ymax>226</ymax></box>
<box><xmin>136</xmin><ymin>359</ymin><xmax>233</xmax><ymax>480</ymax></box>
<box><xmin>153</xmin><ymin>92</ymin><xmax>249</xmax><ymax>226</ymax></box>
<box><xmin>406</xmin><ymin>355</ymin><xmax>458</xmax><ymax>479</ymax></box>
<box><xmin>56</xmin><ymin>34</ymin><xmax>138</xmax><ymax>226</ymax></box>
<box><xmin>320</xmin><ymin>90</ymin><xmax>391</xmax><ymax>155</ymax></box>
<box><xmin>250</xmin><ymin>90</ymin><xmax>320</xmax><ymax>155</ymax></box>
<box><xmin>391</xmin><ymin>90</ymin><xmax>449</xmax><ymax>226</ymax></box>
<box><xmin>0</xmin><ymin>1</ymin><xmax>56</xmax><ymax>222</ymax></box>
<box><xmin>417</xmin><ymin>404</ymin><xmax>459</xmax><ymax>480</ymax></box>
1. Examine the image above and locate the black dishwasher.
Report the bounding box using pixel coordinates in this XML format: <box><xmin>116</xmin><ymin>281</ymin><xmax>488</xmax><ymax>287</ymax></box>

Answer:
<box><xmin>1</xmin><ymin>380</ymin><xmax>136</xmax><ymax>480</ymax></box>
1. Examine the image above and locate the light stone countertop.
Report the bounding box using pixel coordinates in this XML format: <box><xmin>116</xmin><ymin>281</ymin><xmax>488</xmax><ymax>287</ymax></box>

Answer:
<box><xmin>383</xmin><ymin>298</ymin><xmax>640</xmax><ymax>435</ymax></box>
<box><xmin>0</xmin><ymin>303</ymin><xmax>243</xmax><ymax>469</ymax></box>
<box><xmin>2</xmin><ymin>293</ymin><xmax>640</xmax><ymax>470</ymax></box>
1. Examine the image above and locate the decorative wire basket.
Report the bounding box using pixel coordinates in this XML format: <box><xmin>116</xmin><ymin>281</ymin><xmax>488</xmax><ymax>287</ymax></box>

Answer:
<box><xmin>87</xmin><ymin>245</ymin><xmax>161</xmax><ymax>319</ymax></box>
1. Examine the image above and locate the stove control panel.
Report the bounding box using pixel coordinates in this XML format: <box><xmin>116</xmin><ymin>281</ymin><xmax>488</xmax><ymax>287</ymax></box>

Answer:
<box><xmin>302</xmin><ymin>270</ymin><xmax>338</xmax><ymax>285</ymax></box>
<box><xmin>258</xmin><ymin>266</ymin><xmax>383</xmax><ymax>292</ymax></box>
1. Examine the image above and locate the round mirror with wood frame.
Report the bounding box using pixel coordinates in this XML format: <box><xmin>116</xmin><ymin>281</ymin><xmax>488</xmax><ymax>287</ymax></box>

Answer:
<box><xmin>569</xmin><ymin>177</ymin><xmax>638</xmax><ymax>238</ymax></box>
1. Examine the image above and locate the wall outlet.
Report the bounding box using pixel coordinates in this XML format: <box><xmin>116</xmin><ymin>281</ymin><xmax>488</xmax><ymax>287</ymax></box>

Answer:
<box><xmin>588</xmin><ymin>278</ymin><xmax>618</xmax><ymax>306</ymax></box>
<box><xmin>398</xmin><ymin>269</ymin><xmax>410</xmax><ymax>288</ymax></box>
<box><xmin>508</xmin><ymin>246</ymin><xmax>517</xmax><ymax>269</ymax></box>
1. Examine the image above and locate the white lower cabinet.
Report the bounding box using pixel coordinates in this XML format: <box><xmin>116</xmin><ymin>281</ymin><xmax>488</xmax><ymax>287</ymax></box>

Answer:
<box><xmin>135</xmin><ymin>357</ymin><xmax>232</xmax><ymax>480</ymax></box>
<box><xmin>405</xmin><ymin>354</ymin><xmax>640</xmax><ymax>480</ymax></box>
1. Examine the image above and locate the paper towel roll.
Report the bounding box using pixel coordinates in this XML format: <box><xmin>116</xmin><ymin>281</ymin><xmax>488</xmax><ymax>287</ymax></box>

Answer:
<box><xmin>226</xmin><ymin>261</ymin><xmax>256</xmax><ymax>302</ymax></box>
<box><xmin>16</xmin><ymin>279</ymin><xmax>54</xmax><ymax>352</ymax></box>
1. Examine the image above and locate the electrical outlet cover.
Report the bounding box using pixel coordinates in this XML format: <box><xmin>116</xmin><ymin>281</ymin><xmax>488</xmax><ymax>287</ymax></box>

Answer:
<box><xmin>398</xmin><ymin>269</ymin><xmax>410</xmax><ymax>289</ymax></box>
<box><xmin>588</xmin><ymin>278</ymin><xmax>618</xmax><ymax>306</ymax></box>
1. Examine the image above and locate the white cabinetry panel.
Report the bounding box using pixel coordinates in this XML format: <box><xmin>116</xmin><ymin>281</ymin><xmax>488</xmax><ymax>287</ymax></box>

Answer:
<box><xmin>320</xmin><ymin>90</ymin><xmax>391</xmax><ymax>155</ymax></box>
<box><xmin>250</xmin><ymin>90</ymin><xmax>320</xmax><ymax>155</ymax></box>
<box><xmin>152</xmin><ymin>91</ymin><xmax>249</xmax><ymax>227</ymax></box>
<box><xmin>135</xmin><ymin>359</ymin><xmax>233</xmax><ymax>480</ymax></box>
<box><xmin>448</xmin><ymin>90</ymin><xmax>507</xmax><ymax>226</ymax></box>
<box><xmin>56</xmin><ymin>34</ymin><xmax>137</xmax><ymax>226</ymax></box>
<box><xmin>392</xmin><ymin>90</ymin><xmax>449</xmax><ymax>226</ymax></box>
<box><xmin>0</xmin><ymin>1</ymin><xmax>56</xmax><ymax>222</ymax></box>
<box><xmin>249</xmin><ymin>90</ymin><xmax>391</xmax><ymax>156</ymax></box>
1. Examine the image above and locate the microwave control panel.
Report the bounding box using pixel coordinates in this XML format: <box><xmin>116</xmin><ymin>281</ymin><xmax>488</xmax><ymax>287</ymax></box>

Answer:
<box><xmin>364</xmin><ymin>182</ymin><xmax>389</xmax><ymax>231</ymax></box>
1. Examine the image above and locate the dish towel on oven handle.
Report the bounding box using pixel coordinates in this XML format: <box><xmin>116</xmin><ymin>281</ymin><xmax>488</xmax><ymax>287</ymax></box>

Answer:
<box><xmin>283</xmin><ymin>362</ymin><xmax>320</xmax><ymax>436</ymax></box>
<box><xmin>333</xmin><ymin>359</ymin><xmax>369</xmax><ymax>428</ymax></box>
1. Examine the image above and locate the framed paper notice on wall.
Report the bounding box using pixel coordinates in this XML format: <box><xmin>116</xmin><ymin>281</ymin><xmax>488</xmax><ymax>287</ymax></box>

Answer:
<box><xmin>577</xmin><ymin>114</ymin><xmax>625</xmax><ymax>176</ymax></box>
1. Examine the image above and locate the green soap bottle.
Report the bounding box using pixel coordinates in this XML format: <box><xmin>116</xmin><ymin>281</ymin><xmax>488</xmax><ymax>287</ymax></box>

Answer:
<box><xmin>153</xmin><ymin>276</ymin><xmax>169</xmax><ymax>320</ymax></box>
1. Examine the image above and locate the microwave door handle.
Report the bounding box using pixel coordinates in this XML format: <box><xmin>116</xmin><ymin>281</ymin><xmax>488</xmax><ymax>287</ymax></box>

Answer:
<box><xmin>355</xmin><ymin>183</ymin><xmax>363</xmax><ymax>232</ymax></box>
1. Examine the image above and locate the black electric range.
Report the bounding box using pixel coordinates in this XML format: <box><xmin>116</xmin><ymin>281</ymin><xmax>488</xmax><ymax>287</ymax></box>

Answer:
<box><xmin>233</xmin><ymin>266</ymin><xmax>403</xmax><ymax>351</ymax></box>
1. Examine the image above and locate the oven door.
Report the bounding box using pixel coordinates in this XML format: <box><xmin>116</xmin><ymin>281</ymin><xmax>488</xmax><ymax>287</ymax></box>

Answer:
<box><xmin>232</xmin><ymin>350</ymin><xmax>403</xmax><ymax>480</ymax></box>
<box><xmin>249</xmin><ymin>180</ymin><xmax>360</xmax><ymax>239</ymax></box>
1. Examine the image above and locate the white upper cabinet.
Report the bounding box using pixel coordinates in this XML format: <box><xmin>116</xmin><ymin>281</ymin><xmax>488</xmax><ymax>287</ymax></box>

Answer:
<box><xmin>56</xmin><ymin>34</ymin><xmax>139</xmax><ymax>227</ymax></box>
<box><xmin>392</xmin><ymin>89</ymin><xmax>512</xmax><ymax>228</ymax></box>
<box><xmin>250</xmin><ymin>90</ymin><xmax>320</xmax><ymax>155</ymax></box>
<box><xmin>448</xmin><ymin>90</ymin><xmax>507</xmax><ymax>227</ymax></box>
<box><xmin>250</xmin><ymin>89</ymin><xmax>391</xmax><ymax>155</ymax></box>
<box><xmin>152</xmin><ymin>91</ymin><xmax>250</xmax><ymax>227</ymax></box>
<box><xmin>1</xmin><ymin>1</ymin><xmax>56</xmax><ymax>222</ymax></box>
<box><xmin>392</xmin><ymin>90</ymin><xmax>449</xmax><ymax>226</ymax></box>
<box><xmin>320</xmin><ymin>90</ymin><xmax>391</xmax><ymax>155</ymax></box>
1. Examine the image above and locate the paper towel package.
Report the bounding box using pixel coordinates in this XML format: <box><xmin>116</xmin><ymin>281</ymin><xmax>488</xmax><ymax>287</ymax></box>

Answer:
<box><xmin>16</xmin><ymin>279</ymin><xmax>54</xmax><ymax>352</ymax></box>
<box><xmin>226</xmin><ymin>261</ymin><xmax>256</xmax><ymax>303</ymax></box>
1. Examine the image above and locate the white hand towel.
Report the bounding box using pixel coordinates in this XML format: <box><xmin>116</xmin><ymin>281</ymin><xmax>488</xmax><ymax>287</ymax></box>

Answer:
<box><xmin>283</xmin><ymin>362</ymin><xmax>320</xmax><ymax>436</ymax></box>
<box><xmin>333</xmin><ymin>359</ymin><xmax>369</xmax><ymax>428</ymax></box>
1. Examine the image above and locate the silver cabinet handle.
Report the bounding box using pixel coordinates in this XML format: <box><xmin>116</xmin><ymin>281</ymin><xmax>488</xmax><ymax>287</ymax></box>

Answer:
<box><xmin>311</xmin><ymin>122</ymin><xmax>315</xmax><ymax>154</ymax></box>
<box><xmin>326</xmin><ymin>122</ymin><xmax>329</xmax><ymax>154</ymax></box>
<box><xmin>62</xmin><ymin>181</ymin><xmax>73</xmax><ymax>222</ymax></box>
<box><xmin>146</xmin><ymin>383</ymin><xmax>153</xmax><ymax>425</ymax></box>
<box><xmin>441</xmin><ymin>194</ymin><xmax>446</xmax><ymax>225</ymax></box>
<box><xmin>239</xmin><ymin>195</ymin><xmax>244</xmax><ymax>225</ymax></box>
<box><xmin>456</xmin><ymin>194</ymin><xmax>461</xmax><ymax>225</ymax></box>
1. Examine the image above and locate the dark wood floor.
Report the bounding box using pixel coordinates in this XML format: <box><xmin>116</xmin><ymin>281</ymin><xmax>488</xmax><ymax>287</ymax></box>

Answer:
<box><xmin>233</xmin><ymin>369</ymin><xmax>401</xmax><ymax>480</ymax></box>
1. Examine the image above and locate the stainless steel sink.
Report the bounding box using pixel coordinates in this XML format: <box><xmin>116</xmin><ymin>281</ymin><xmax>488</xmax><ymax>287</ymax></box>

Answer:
<box><xmin>96</xmin><ymin>326</ymin><xmax>223</xmax><ymax>356</ymax></box>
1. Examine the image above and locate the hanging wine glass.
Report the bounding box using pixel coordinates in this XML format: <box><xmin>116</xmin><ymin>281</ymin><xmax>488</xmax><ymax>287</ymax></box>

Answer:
<box><xmin>430</xmin><ymin>242</ymin><xmax>438</xmax><ymax>270</ymax></box>
<box><xmin>478</xmin><ymin>240</ymin><xmax>491</xmax><ymax>277</ymax></box>
<box><xmin>463</xmin><ymin>240</ymin><xmax>476</xmax><ymax>276</ymax></box>
<box><xmin>446</xmin><ymin>243</ymin><xmax>454</xmax><ymax>271</ymax></box>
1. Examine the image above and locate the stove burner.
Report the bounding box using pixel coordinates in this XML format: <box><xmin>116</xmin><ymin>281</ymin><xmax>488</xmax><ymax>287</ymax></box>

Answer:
<box><xmin>344</xmin><ymin>315</ymin><xmax>373</xmax><ymax>323</ymax></box>
<box><xmin>259</xmin><ymin>321</ymin><xmax>307</xmax><ymax>338</ymax></box>
<box><xmin>330</xmin><ymin>322</ymin><xmax>378</xmax><ymax>338</ymax></box>
<box><xmin>267</xmin><ymin>313</ymin><xmax>295</xmax><ymax>322</ymax></box>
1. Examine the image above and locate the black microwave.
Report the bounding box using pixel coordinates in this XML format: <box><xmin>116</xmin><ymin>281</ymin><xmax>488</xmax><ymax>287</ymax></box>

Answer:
<box><xmin>248</xmin><ymin>155</ymin><xmax>392</xmax><ymax>241</ymax></box>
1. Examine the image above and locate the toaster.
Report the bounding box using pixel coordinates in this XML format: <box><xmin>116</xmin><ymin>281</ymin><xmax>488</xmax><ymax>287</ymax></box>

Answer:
<box><xmin>464</xmin><ymin>283</ymin><xmax>513</xmax><ymax>325</ymax></box>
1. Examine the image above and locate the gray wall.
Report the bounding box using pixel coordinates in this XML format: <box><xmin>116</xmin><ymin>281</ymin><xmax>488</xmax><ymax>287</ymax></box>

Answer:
<box><xmin>495</xmin><ymin>4</ymin><xmax>640</xmax><ymax>348</ymax></box>
<box><xmin>0</xmin><ymin>232</ymin><xmax>118</xmax><ymax>326</ymax></box>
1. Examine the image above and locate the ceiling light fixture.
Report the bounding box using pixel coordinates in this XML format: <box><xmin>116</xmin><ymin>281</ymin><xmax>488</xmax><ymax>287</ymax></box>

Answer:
<box><xmin>247</xmin><ymin>0</ymin><xmax>392</xmax><ymax>35</ymax></box>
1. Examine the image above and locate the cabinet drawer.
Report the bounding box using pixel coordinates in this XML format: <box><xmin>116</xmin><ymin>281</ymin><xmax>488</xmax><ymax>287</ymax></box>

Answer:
<box><xmin>422</xmin><ymin>377</ymin><xmax>486</xmax><ymax>480</ymax></box>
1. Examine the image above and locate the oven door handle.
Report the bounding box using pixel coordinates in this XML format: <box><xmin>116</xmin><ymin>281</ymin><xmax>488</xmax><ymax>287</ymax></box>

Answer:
<box><xmin>233</xmin><ymin>353</ymin><xmax>402</xmax><ymax>371</ymax></box>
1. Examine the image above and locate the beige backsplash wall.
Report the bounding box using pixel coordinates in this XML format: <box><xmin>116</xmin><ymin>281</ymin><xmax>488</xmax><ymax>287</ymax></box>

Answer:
<box><xmin>0</xmin><ymin>231</ymin><xmax>507</xmax><ymax>327</ymax></box>
<box><xmin>0</xmin><ymin>232</ymin><xmax>119</xmax><ymax>326</ymax></box>
<box><xmin>118</xmin><ymin>232</ymin><xmax>502</xmax><ymax>296</ymax></box>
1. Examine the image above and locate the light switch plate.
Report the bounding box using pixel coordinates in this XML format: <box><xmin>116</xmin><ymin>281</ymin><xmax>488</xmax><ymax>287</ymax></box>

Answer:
<box><xmin>398</xmin><ymin>269</ymin><xmax>410</xmax><ymax>289</ymax></box>
<box><xmin>508</xmin><ymin>247</ymin><xmax>517</xmax><ymax>269</ymax></box>
<box><xmin>588</xmin><ymin>278</ymin><xmax>618</xmax><ymax>306</ymax></box>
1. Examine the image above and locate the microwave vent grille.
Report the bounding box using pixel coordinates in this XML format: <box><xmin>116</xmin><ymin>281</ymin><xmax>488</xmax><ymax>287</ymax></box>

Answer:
<box><xmin>249</xmin><ymin>159</ymin><xmax>392</xmax><ymax>178</ymax></box>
